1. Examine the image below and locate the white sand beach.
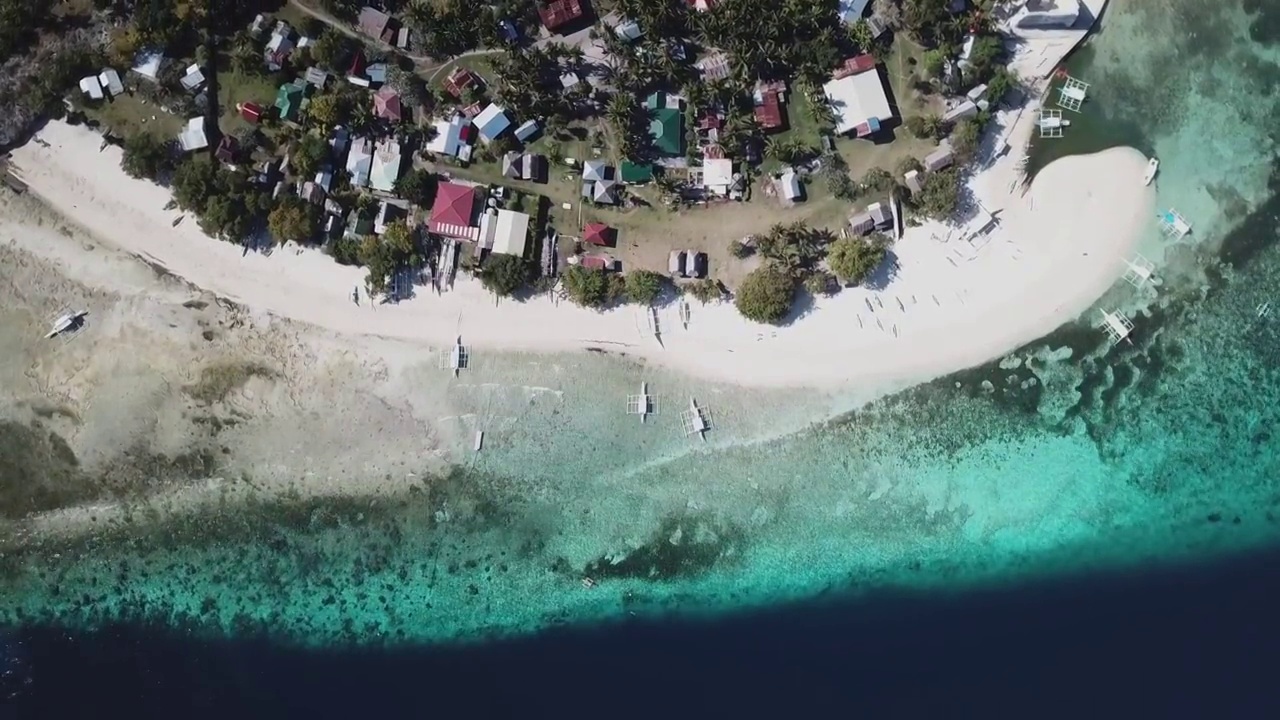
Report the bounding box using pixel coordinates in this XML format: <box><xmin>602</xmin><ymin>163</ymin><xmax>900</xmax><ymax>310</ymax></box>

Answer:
<box><xmin>7</xmin><ymin>114</ymin><xmax>1154</xmax><ymax>391</ymax></box>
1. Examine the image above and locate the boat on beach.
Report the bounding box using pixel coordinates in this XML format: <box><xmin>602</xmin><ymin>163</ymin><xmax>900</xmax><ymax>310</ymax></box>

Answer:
<box><xmin>1143</xmin><ymin>157</ymin><xmax>1159</xmax><ymax>186</ymax></box>
<box><xmin>45</xmin><ymin>310</ymin><xmax>88</xmax><ymax>339</ymax></box>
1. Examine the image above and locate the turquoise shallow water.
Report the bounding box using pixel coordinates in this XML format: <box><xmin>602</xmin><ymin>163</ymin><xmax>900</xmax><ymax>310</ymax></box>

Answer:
<box><xmin>4</xmin><ymin>0</ymin><xmax>1280</xmax><ymax>646</ymax></box>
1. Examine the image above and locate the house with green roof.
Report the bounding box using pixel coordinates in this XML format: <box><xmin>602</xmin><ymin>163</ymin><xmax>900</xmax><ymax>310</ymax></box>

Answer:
<box><xmin>644</xmin><ymin>91</ymin><xmax>684</xmax><ymax>157</ymax></box>
<box><xmin>619</xmin><ymin>161</ymin><xmax>653</xmax><ymax>184</ymax></box>
<box><xmin>275</xmin><ymin>79</ymin><xmax>307</xmax><ymax>122</ymax></box>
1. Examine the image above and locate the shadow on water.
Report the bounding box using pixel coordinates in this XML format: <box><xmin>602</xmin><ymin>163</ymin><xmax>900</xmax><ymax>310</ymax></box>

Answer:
<box><xmin>9</xmin><ymin>544</ymin><xmax>1280</xmax><ymax>716</ymax></box>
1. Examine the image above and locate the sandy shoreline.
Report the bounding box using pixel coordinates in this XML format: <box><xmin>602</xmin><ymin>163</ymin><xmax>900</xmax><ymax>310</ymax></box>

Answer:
<box><xmin>7</xmin><ymin>112</ymin><xmax>1155</xmax><ymax>390</ymax></box>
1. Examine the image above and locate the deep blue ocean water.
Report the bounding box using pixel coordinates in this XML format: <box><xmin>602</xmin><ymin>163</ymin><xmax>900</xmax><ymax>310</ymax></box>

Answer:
<box><xmin>7</xmin><ymin>0</ymin><xmax>1280</xmax><ymax>713</ymax></box>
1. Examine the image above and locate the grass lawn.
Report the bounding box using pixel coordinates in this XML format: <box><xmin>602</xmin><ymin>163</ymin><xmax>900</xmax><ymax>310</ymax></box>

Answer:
<box><xmin>216</xmin><ymin>67</ymin><xmax>280</xmax><ymax>136</ymax></box>
<box><xmin>758</xmin><ymin>89</ymin><xmax>830</xmax><ymax>174</ymax></box>
<box><xmin>80</xmin><ymin>93</ymin><xmax>184</xmax><ymax>141</ymax></box>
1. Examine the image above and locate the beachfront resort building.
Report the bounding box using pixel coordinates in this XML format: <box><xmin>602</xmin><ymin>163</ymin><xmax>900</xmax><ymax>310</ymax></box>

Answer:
<box><xmin>823</xmin><ymin>55</ymin><xmax>893</xmax><ymax>138</ymax></box>
<box><xmin>645</xmin><ymin>92</ymin><xmax>685</xmax><ymax>157</ymax></box>
<box><xmin>429</xmin><ymin>181</ymin><xmax>481</xmax><ymax>240</ymax></box>
<box><xmin>479</xmin><ymin>208</ymin><xmax>532</xmax><ymax>257</ymax></box>
<box><xmin>1008</xmin><ymin>0</ymin><xmax>1081</xmax><ymax>30</ymax></box>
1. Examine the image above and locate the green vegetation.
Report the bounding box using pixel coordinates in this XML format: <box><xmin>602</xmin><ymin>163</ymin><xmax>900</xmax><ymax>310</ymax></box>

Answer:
<box><xmin>121</xmin><ymin>133</ymin><xmax>173</xmax><ymax>180</ymax></box>
<box><xmin>185</xmin><ymin>360</ymin><xmax>277</xmax><ymax>405</ymax></box>
<box><xmin>395</xmin><ymin>168</ymin><xmax>438</xmax><ymax>208</ymax></box>
<box><xmin>735</xmin><ymin>266</ymin><xmax>796</xmax><ymax>325</ymax></box>
<box><xmin>171</xmin><ymin>159</ymin><xmax>272</xmax><ymax>242</ymax></box>
<box><xmin>827</xmin><ymin>234</ymin><xmax>889</xmax><ymax>286</ymax></box>
<box><xmin>625</xmin><ymin>270</ymin><xmax>666</xmax><ymax>305</ymax></box>
<box><xmin>909</xmin><ymin>168</ymin><xmax>962</xmax><ymax>220</ymax></box>
<box><xmin>563</xmin><ymin>265</ymin><xmax>625</xmax><ymax>308</ymax></box>
<box><xmin>267</xmin><ymin>196</ymin><xmax>319</xmax><ymax>245</ymax></box>
<box><xmin>686</xmin><ymin>278</ymin><xmax>722</xmax><ymax>304</ymax></box>
<box><xmin>479</xmin><ymin>253</ymin><xmax>534</xmax><ymax>297</ymax></box>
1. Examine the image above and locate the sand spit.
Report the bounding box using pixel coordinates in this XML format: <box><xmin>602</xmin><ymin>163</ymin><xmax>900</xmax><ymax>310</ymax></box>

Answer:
<box><xmin>9</xmin><ymin>116</ymin><xmax>1155</xmax><ymax>391</ymax></box>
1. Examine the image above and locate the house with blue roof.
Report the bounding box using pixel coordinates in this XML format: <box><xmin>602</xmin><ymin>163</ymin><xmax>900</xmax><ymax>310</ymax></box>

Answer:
<box><xmin>473</xmin><ymin>103</ymin><xmax>512</xmax><ymax>142</ymax></box>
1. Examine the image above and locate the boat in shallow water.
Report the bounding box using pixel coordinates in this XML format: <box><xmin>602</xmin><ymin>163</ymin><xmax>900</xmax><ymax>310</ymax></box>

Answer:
<box><xmin>1143</xmin><ymin>157</ymin><xmax>1159</xmax><ymax>186</ymax></box>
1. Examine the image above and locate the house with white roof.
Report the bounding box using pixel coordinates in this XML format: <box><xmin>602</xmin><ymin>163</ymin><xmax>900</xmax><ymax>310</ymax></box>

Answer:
<box><xmin>426</xmin><ymin>115</ymin><xmax>468</xmax><ymax>157</ymax></box>
<box><xmin>346</xmin><ymin>136</ymin><xmax>373</xmax><ymax>187</ymax></box>
<box><xmin>79</xmin><ymin>75</ymin><xmax>104</xmax><ymax>100</ymax></box>
<box><xmin>177</xmin><ymin>116</ymin><xmax>208</xmax><ymax>151</ymax></box>
<box><xmin>823</xmin><ymin>55</ymin><xmax>894</xmax><ymax>137</ymax></box>
<box><xmin>473</xmin><ymin>103</ymin><xmax>512</xmax><ymax>142</ymax></box>
<box><xmin>369</xmin><ymin>137</ymin><xmax>402</xmax><ymax>192</ymax></box>
<box><xmin>98</xmin><ymin>69</ymin><xmax>124</xmax><ymax>97</ymax></box>
<box><xmin>700</xmin><ymin>158</ymin><xmax>735</xmax><ymax>196</ymax></box>
<box><xmin>180</xmin><ymin>63</ymin><xmax>206</xmax><ymax>92</ymax></box>
<box><xmin>480</xmin><ymin>208</ymin><xmax>531</xmax><ymax>257</ymax></box>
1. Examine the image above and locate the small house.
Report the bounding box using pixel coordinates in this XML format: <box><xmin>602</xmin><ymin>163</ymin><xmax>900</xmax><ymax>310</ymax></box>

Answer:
<box><xmin>502</xmin><ymin>152</ymin><xmax>547</xmax><ymax>182</ymax></box>
<box><xmin>346</xmin><ymin>136</ymin><xmax>373</xmax><ymax>187</ymax></box>
<box><xmin>426</xmin><ymin>115</ymin><xmax>468</xmax><ymax>157</ymax></box>
<box><xmin>79</xmin><ymin>75</ymin><xmax>104</xmax><ymax>100</ymax></box>
<box><xmin>580</xmin><ymin>256</ymin><xmax>615</xmax><ymax>271</ymax></box>
<box><xmin>373</xmin><ymin>86</ymin><xmax>403</xmax><ymax>122</ymax></box>
<box><xmin>644</xmin><ymin>92</ymin><xmax>685</xmax><ymax>156</ymax></box>
<box><xmin>753</xmin><ymin>80</ymin><xmax>788</xmax><ymax>132</ymax></box>
<box><xmin>304</xmin><ymin>67</ymin><xmax>329</xmax><ymax>89</ymax></box>
<box><xmin>904</xmin><ymin>169</ymin><xmax>923</xmax><ymax>194</ymax></box>
<box><xmin>366</xmin><ymin>63</ymin><xmax>388</xmax><ymax>85</ymax></box>
<box><xmin>275</xmin><ymin>79</ymin><xmax>307</xmax><ymax>122</ymax></box>
<box><xmin>868</xmin><ymin>201</ymin><xmax>892</xmax><ymax>229</ymax></box>
<box><xmin>615</xmin><ymin>18</ymin><xmax>643</xmax><ymax>42</ymax></box>
<box><xmin>131</xmin><ymin>50</ymin><xmax>164</xmax><ymax>81</ymax></box>
<box><xmin>695</xmin><ymin>51</ymin><xmax>731</xmax><ymax>81</ymax></box>
<box><xmin>473</xmin><ymin>103</ymin><xmax>512</xmax><ymax>142</ymax></box>
<box><xmin>396</xmin><ymin>27</ymin><xmax>410</xmax><ymax>49</ymax></box>
<box><xmin>443</xmin><ymin>67</ymin><xmax>478</xmax><ymax>98</ymax></box>
<box><xmin>700</xmin><ymin>158</ymin><xmax>734</xmax><ymax>196</ymax></box>
<box><xmin>485</xmin><ymin>209</ymin><xmax>532</xmax><ymax>257</ymax></box>
<box><xmin>429</xmin><ymin>181</ymin><xmax>481</xmax><ymax>240</ymax></box>
<box><xmin>537</xmin><ymin>0</ymin><xmax>586</xmax><ymax>33</ymax></box>
<box><xmin>560</xmin><ymin>71</ymin><xmax>580</xmax><ymax>89</ymax></box>
<box><xmin>779</xmin><ymin>171</ymin><xmax>803</xmax><ymax>202</ymax></box>
<box><xmin>238</xmin><ymin>101</ymin><xmax>264</xmax><ymax>124</ymax></box>
<box><xmin>180</xmin><ymin>63</ymin><xmax>206</xmax><ymax>92</ymax></box>
<box><xmin>513</xmin><ymin>119</ymin><xmax>540</xmax><ymax>143</ymax></box>
<box><xmin>370</xmin><ymin>137</ymin><xmax>402</xmax><ymax>192</ymax></box>
<box><xmin>582</xmin><ymin>222</ymin><xmax>615</xmax><ymax>247</ymax></box>
<box><xmin>265</xmin><ymin>22</ymin><xmax>295</xmax><ymax>71</ymax></box>
<box><xmin>177</xmin><ymin>116</ymin><xmax>208</xmax><ymax>152</ymax></box>
<box><xmin>215</xmin><ymin>135</ymin><xmax>239</xmax><ymax>164</ymax></box>
<box><xmin>357</xmin><ymin>6</ymin><xmax>396</xmax><ymax>44</ymax></box>
<box><xmin>97</xmin><ymin>69</ymin><xmax>124</xmax><ymax>97</ymax></box>
<box><xmin>924</xmin><ymin>143</ymin><xmax>955</xmax><ymax>172</ymax></box>
<box><xmin>499</xmin><ymin>20</ymin><xmax>519</xmax><ymax>43</ymax></box>
<box><xmin>942</xmin><ymin>100</ymin><xmax>978</xmax><ymax>124</ymax></box>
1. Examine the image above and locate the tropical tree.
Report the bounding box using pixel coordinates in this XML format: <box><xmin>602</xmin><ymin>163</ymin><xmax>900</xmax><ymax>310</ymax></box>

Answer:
<box><xmin>624</xmin><ymin>270</ymin><xmax>666</xmax><ymax>305</ymax></box>
<box><xmin>827</xmin><ymin>235</ymin><xmax>888</xmax><ymax>285</ymax></box>
<box><xmin>268</xmin><ymin>196</ymin><xmax>318</xmax><ymax>244</ymax></box>
<box><xmin>291</xmin><ymin>133</ymin><xmax>329</xmax><ymax>177</ymax></box>
<box><xmin>911</xmin><ymin>168</ymin><xmax>962</xmax><ymax>220</ymax></box>
<box><xmin>121</xmin><ymin>133</ymin><xmax>171</xmax><ymax>179</ymax></box>
<box><xmin>563</xmin><ymin>265</ymin><xmax>624</xmax><ymax>308</ymax></box>
<box><xmin>395</xmin><ymin>168</ymin><xmax>438</xmax><ymax>208</ymax></box>
<box><xmin>480</xmin><ymin>254</ymin><xmax>533</xmax><ymax>297</ymax></box>
<box><xmin>734</xmin><ymin>266</ymin><xmax>795</xmax><ymax>324</ymax></box>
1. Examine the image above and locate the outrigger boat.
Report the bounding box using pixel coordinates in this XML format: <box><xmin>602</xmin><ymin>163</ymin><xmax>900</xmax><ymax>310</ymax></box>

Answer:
<box><xmin>1143</xmin><ymin>157</ymin><xmax>1159</xmax><ymax>186</ymax></box>
<box><xmin>46</xmin><ymin>310</ymin><xmax>88</xmax><ymax>339</ymax></box>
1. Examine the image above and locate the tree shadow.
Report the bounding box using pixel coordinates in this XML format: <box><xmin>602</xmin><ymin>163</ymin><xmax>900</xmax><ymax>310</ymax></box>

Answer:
<box><xmin>863</xmin><ymin>249</ymin><xmax>900</xmax><ymax>292</ymax></box>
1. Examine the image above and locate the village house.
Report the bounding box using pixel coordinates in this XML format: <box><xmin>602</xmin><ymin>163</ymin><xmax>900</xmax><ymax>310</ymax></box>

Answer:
<box><xmin>357</xmin><ymin>6</ymin><xmax>398</xmax><ymax>44</ymax></box>
<box><xmin>903</xmin><ymin>169</ymin><xmax>923</xmax><ymax>194</ymax></box>
<box><xmin>265</xmin><ymin>21</ymin><xmax>295</xmax><ymax>72</ymax></box>
<box><xmin>753</xmin><ymin>79</ymin><xmax>788</xmax><ymax>133</ymax></box>
<box><xmin>180</xmin><ymin>63</ymin><xmax>205</xmax><ymax>92</ymax></box>
<box><xmin>429</xmin><ymin>181</ymin><xmax>481</xmax><ymax>240</ymax></box>
<box><xmin>98</xmin><ymin>68</ymin><xmax>124</xmax><ymax>97</ymax></box>
<box><xmin>849</xmin><ymin>200</ymin><xmax>893</xmax><ymax>235</ymax></box>
<box><xmin>131</xmin><ymin>50</ymin><xmax>164</xmax><ymax>82</ymax></box>
<box><xmin>346</xmin><ymin>136</ymin><xmax>373</xmax><ymax>187</ymax></box>
<box><xmin>369</xmin><ymin>137</ymin><xmax>402</xmax><ymax>193</ymax></box>
<box><xmin>373</xmin><ymin>86</ymin><xmax>403</xmax><ymax>123</ymax></box>
<box><xmin>581</xmin><ymin>161</ymin><xmax>619</xmax><ymax>205</ymax></box>
<box><xmin>695</xmin><ymin>50</ymin><xmax>731</xmax><ymax>82</ymax></box>
<box><xmin>779</xmin><ymin>170</ymin><xmax>803</xmax><ymax>202</ymax></box>
<box><xmin>924</xmin><ymin>142</ymin><xmax>955</xmax><ymax>172</ymax></box>
<box><xmin>645</xmin><ymin>92</ymin><xmax>685</xmax><ymax>157</ymax></box>
<box><xmin>582</xmin><ymin>222</ymin><xmax>616</xmax><ymax>248</ymax></box>
<box><xmin>823</xmin><ymin>54</ymin><xmax>893</xmax><ymax>138</ymax></box>
<box><xmin>238</xmin><ymin>101</ymin><xmax>264</xmax><ymax>124</ymax></box>
<box><xmin>443</xmin><ymin>67</ymin><xmax>480</xmax><ymax>98</ymax></box>
<box><xmin>214</xmin><ymin>136</ymin><xmax>239</xmax><ymax>164</ymax></box>
<box><xmin>478</xmin><ymin>208</ymin><xmax>532</xmax><ymax>257</ymax></box>
<box><xmin>502</xmin><ymin>151</ymin><xmax>547</xmax><ymax>183</ymax></box>
<box><xmin>699</xmin><ymin>157</ymin><xmax>735</xmax><ymax>197</ymax></box>
<box><xmin>275</xmin><ymin>79</ymin><xmax>307</xmax><ymax>122</ymax></box>
<box><xmin>426</xmin><ymin>115</ymin><xmax>469</xmax><ymax>159</ymax></box>
<box><xmin>177</xmin><ymin>116</ymin><xmax>208</xmax><ymax>152</ymax></box>
<box><xmin>79</xmin><ymin>75</ymin><xmax>104</xmax><ymax>100</ymax></box>
<box><xmin>473</xmin><ymin>103</ymin><xmax>512</xmax><ymax>142</ymax></box>
<box><xmin>537</xmin><ymin>0</ymin><xmax>587</xmax><ymax>34</ymax></box>
<box><xmin>513</xmin><ymin>119</ymin><xmax>540</xmax><ymax>144</ymax></box>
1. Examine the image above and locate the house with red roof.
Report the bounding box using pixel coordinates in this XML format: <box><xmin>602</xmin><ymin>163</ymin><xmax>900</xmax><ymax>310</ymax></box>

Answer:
<box><xmin>429</xmin><ymin>182</ymin><xmax>480</xmax><ymax>240</ymax></box>
<box><xmin>582</xmin><ymin>222</ymin><xmax>615</xmax><ymax>247</ymax></box>
<box><xmin>538</xmin><ymin>0</ymin><xmax>586</xmax><ymax>33</ymax></box>
<box><xmin>237</xmin><ymin>102</ymin><xmax>263</xmax><ymax>124</ymax></box>
<box><xmin>373</xmin><ymin>86</ymin><xmax>402</xmax><ymax>122</ymax></box>
<box><xmin>443</xmin><ymin>67</ymin><xmax>479</xmax><ymax>98</ymax></box>
<box><xmin>753</xmin><ymin>80</ymin><xmax>788</xmax><ymax>132</ymax></box>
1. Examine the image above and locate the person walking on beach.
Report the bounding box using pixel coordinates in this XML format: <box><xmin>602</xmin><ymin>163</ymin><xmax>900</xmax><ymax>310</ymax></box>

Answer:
<box><xmin>352</xmin><ymin>286</ymin><xmax>360</xmax><ymax>306</ymax></box>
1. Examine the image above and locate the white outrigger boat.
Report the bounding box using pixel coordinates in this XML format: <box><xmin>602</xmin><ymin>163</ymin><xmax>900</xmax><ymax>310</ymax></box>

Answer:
<box><xmin>440</xmin><ymin>335</ymin><xmax>469</xmax><ymax>377</ymax></box>
<box><xmin>46</xmin><ymin>310</ymin><xmax>88</xmax><ymax>339</ymax></box>
<box><xmin>626</xmin><ymin>382</ymin><xmax>655</xmax><ymax>423</ymax></box>
<box><xmin>1143</xmin><ymin>157</ymin><xmax>1159</xmax><ymax>186</ymax></box>
<box><xmin>679</xmin><ymin>396</ymin><xmax>711</xmax><ymax>441</ymax></box>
